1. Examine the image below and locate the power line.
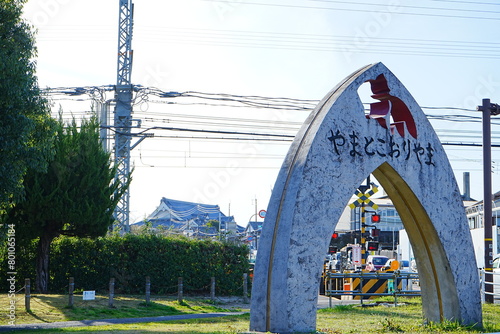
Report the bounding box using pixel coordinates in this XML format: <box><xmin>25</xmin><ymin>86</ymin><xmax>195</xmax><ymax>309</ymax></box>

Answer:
<box><xmin>135</xmin><ymin>27</ymin><xmax>500</xmax><ymax>59</ymax></box>
<box><xmin>45</xmin><ymin>86</ymin><xmax>500</xmax><ymax>126</ymax></box>
<box><xmin>197</xmin><ymin>0</ymin><xmax>500</xmax><ymax>21</ymax></box>
<box><xmin>45</xmin><ymin>86</ymin><xmax>500</xmax><ymax>152</ymax></box>
<box><xmin>308</xmin><ymin>0</ymin><xmax>500</xmax><ymax>15</ymax></box>
<box><xmin>108</xmin><ymin>125</ymin><xmax>296</xmax><ymax>139</ymax></box>
<box><xmin>41</xmin><ymin>25</ymin><xmax>500</xmax><ymax>51</ymax></box>
<box><xmin>135</xmin><ymin>111</ymin><xmax>304</xmax><ymax>126</ymax></box>
<box><xmin>131</xmin><ymin>134</ymin><xmax>294</xmax><ymax>142</ymax></box>
<box><xmin>36</xmin><ymin>24</ymin><xmax>500</xmax><ymax>59</ymax></box>
<box><xmin>430</xmin><ymin>0</ymin><xmax>500</xmax><ymax>6</ymax></box>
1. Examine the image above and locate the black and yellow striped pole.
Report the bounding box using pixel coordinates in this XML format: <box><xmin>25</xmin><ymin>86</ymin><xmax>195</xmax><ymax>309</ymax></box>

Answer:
<box><xmin>349</xmin><ymin>179</ymin><xmax>379</xmax><ymax>267</ymax></box>
<box><xmin>361</xmin><ymin>201</ymin><xmax>366</xmax><ymax>265</ymax></box>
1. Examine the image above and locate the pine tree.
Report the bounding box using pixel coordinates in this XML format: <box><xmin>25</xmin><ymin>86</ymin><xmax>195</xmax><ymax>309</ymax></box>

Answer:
<box><xmin>7</xmin><ymin>116</ymin><xmax>129</xmax><ymax>292</ymax></box>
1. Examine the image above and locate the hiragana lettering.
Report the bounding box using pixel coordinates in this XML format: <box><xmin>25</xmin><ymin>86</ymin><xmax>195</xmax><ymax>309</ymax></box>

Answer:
<box><xmin>413</xmin><ymin>142</ymin><xmax>425</xmax><ymax>165</ymax></box>
<box><xmin>349</xmin><ymin>132</ymin><xmax>362</xmax><ymax>157</ymax></box>
<box><xmin>364</xmin><ymin>137</ymin><xmax>375</xmax><ymax>156</ymax></box>
<box><xmin>425</xmin><ymin>143</ymin><xmax>435</xmax><ymax>166</ymax></box>
<box><xmin>327</xmin><ymin>130</ymin><xmax>345</xmax><ymax>155</ymax></box>
<box><xmin>388</xmin><ymin>136</ymin><xmax>400</xmax><ymax>158</ymax></box>
<box><xmin>403</xmin><ymin>140</ymin><xmax>411</xmax><ymax>160</ymax></box>
<box><xmin>326</xmin><ymin>128</ymin><xmax>434</xmax><ymax>168</ymax></box>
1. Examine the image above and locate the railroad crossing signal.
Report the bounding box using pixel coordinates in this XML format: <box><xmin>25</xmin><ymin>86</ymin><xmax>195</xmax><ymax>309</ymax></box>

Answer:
<box><xmin>349</xmin><ymin>184</ymin><xmax>379</xmax><ymax>210</ymax></box>
<box><xmin>367</xmin><ymin>241</ymin><xmax>379</xmax><ymax>251</ymax></box>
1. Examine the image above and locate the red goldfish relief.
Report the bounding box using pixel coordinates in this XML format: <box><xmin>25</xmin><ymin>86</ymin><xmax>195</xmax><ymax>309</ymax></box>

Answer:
<box><xmin>366</xmin><ymin>74</ymin><xmax>417</xmax><ymax>139</ymax></box>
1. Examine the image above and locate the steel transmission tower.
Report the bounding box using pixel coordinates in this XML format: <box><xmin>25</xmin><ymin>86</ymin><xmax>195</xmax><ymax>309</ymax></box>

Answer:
<box><xmin>113</xmin><ymin>0</ymin><xmax>134</xmax><ymax>232</ymax></box>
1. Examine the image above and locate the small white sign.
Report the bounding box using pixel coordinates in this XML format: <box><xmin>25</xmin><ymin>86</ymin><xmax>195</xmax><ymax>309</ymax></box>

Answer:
<box><xmin>82</xmin><ymin>290</ymin><xmax>96</xmax><ymax>300</ymax></box>
<box><xmin>351</xmin><ymin>245</ymin><xmax>362</xmax><ymax>266</ymax></box>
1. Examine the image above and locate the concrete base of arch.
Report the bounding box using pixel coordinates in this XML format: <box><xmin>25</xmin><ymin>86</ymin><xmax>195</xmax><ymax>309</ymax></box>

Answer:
<box><xmin>249</xmin><ymin>63</ymin><xmax>482</xmax><ymax>333</ymax></box>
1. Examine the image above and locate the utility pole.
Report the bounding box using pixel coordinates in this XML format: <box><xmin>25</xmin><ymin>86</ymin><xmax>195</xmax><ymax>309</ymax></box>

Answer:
<box><xmin>254</xmin><ymin>197</ymin><xmax>258</xmax><ymax>224</ymax></box>
<box><xmin>359</xmin><ymin>180</ymin><xmax>369</xmax><ymax>266</ymax></box>
<box><xmin>477</xmin><ymin>98</ymin><xmax>500</xmax><ymax>303</ymax></box>
<box><xmin>113</xmin><ymin>0</ymin><xmax>134</xmax><ymax>232</ymax></box>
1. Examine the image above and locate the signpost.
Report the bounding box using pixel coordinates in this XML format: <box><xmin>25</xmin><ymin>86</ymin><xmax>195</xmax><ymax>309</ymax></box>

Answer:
<box><xmin>351</xmin><ymin>244</ymin><xmax>362</xmax><ymax>267</ymax></box>
<box><xmin>349</xmin><ymin>179</ymin><xmax>379</xmax><ymax>265</ymax></box>
<box><xmin>83</xmin><ymin>291</ymin><xmax>95</xmax><ymax>300</ymax></box>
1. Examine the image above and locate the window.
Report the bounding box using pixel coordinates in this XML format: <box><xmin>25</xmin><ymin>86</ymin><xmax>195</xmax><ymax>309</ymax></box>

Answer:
<box><xmin>493</xmin><ymin>257</ymin><xmax>499</xmax><ymax>269</ymax></box>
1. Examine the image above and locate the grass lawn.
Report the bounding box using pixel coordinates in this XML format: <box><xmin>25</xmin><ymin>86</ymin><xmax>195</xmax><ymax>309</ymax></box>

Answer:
<box><xmin>316</xmin><ymin>298</ymin><xmax>500</xmax><ymax>334</ymax></box>
<box><xmin>0</xmin><ymin>293</ymin><xmax>244</xmax><ymax>325</ymax></box>
<box><xmin>0</xmin><ymin>294</ymin><xmax>499</xmax><ymax>333</ymax></box>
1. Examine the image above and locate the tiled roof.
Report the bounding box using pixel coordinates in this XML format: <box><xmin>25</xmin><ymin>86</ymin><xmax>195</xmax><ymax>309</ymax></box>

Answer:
<box><xmin>135</xmin><ymin>198</ymin><xmax>236</xmax><ymax>230</ymax></box>
<box><xmin>150</xmin><ymin>197</ymin><xmax>229</xmax><ymax>221</ymax></box>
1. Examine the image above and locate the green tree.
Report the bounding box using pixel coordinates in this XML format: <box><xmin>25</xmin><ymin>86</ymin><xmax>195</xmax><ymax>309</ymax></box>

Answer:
<box><xmin>0</xmin><ymin>0</ymin><xmax>56</xmax><ymax>212</ymax></box>
<box><xmin>6</xmin><ymin>116</ymin><xmax>129</xmax><ymax>292</ymax></box>
<box><xmin>206</xmin><ymin>219</ymin><xmax>220</xmax><ymax>231</ymax></box>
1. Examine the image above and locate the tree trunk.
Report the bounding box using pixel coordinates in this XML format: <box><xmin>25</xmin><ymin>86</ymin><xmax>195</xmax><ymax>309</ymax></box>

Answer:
<box><xmin>35</xmin><ymin>231</ymin><xmax>57</xmax><ymax>293</ymax></box>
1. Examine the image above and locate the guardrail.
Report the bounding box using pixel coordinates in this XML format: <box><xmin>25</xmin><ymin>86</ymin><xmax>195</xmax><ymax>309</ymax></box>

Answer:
<box><xmin>325</xmin><ymin>270</ymin><xmax>499</xmax><ymax>306</ymax></box>
<box><xmin>479</xmin><ymin>270</ymin><xmax>500</xmax><ymax>302</ymax></box>
<box><xmin>323</xmin><ymin>271</ymin><xmax>420</xmax><ymax>306</ymax></box>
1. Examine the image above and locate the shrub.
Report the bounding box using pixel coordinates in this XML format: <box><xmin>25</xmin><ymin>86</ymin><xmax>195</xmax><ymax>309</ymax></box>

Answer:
<box><xmin>1</xmin><ymin>234</ymin><xmax>249</xmax><ymax>295</ymax></box>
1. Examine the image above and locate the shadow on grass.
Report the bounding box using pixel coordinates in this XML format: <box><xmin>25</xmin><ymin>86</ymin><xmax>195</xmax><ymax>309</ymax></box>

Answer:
<box><xmin>23</xmin><ymin>294</ymin><xmax>220</xmax><ymax>324</ymax></box>
<box><xmin>11</xmin><ymin>313</ymin><xmax>251</xmax><ymax>334</ymax></box>
<box><xmin>318</xmin><ymin>302</ymin><xmax>424</xmax><ymax>321</ymax></box>
<box><xmin>26</xmin><ymin>310</ymin><xmax>51</xmax><ymax>323</ymax></box>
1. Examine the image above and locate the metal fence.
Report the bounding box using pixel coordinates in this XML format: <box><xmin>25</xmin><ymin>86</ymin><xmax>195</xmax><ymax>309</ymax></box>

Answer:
<box><xmin>479</xmin><ymin>269</ymin><xmax>500</xmax><ymax>302</ymax></box>
<box><xmin>323</xmin><ymin>271</ymin><xmax>420</xmax><ymax>306</ymax></box>
<box><xmin>324</xmin><ymin>270</ymin><xmax>500</xmax><ymax>306</ymax></box>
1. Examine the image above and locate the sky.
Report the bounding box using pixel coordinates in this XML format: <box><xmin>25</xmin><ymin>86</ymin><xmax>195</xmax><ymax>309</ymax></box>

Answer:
<box><xmin>21</xmin><ymin>0</ymin><xmax>500</xmax><ymax>227</ymax></box>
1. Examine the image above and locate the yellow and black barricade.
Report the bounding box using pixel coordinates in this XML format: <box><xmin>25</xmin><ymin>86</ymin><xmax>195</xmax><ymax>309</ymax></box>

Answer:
<box><xmin>325</xmin><ymin>271</ymin><xmax>419</xmax><ymax>300</ymax></box>
<box><xmin>350</xmin><ymin>271</ymin><xmax>402</xmax><ymax>299</ymax></box>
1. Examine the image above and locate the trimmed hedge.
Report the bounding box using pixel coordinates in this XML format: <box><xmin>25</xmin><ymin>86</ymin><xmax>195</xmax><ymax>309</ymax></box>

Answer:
<box><xmin>2</xmin><ymin>234</ymin><xmax>250</xmax><ymax>295</ymax></box>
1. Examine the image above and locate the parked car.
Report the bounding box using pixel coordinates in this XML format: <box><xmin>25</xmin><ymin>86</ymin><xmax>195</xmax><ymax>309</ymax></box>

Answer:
<box><xmin>366</xmin><ymin>255</ymin><xmax>389</xmax><ymax>270</ymax></box>
<box><xmin>410</xmin><ymin>259</ymin><xmax>418</xmax><ymax>273</ymax></box>
<box><xmin>382</xmin><ymin>259</ymin><xmax>412</xmax><ymax>272</ymax></box>
<box><xmin>493</xmin><ymin>254</ymin><xmax>500</xmax><ymax>287</ymax></box>
<box><xmin>399</xmin><ymin>260</ymin><xmax>411</xmax><ymax>271</ymax></box>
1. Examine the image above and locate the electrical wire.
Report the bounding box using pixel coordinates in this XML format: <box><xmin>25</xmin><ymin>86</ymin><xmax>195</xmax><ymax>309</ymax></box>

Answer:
<box><xmin>36</xmin><ymin>23</ymin><xmax>500</xmax><ymax>59</ymax></box>
<box><xmin>307</xmin><ymin>0</ymin><xmax>500</xmax><ymax>15</ymax></box>
<box><xmin>135</xmin><ymin>27</ymin><xmax>500</xmax><ymax>59</ymax></box>
<box><xmin>196</xmin><ymin>0</ymin><xmax>500</xmax><ymax>21</ymax></box>
<box><xmin>138</xmin><ymin>27</ymin><xmax>500</xmax><ymax>54</ymax></box>
<box><xmin>45</xmin><ymin>87</ymin><xmax>500</xmax><ymax>129</ymax></box>
<box><xmin>43</xmin><ymin>85</ymin><xmax>500</xmax><ymax>170</ymax></box>
<box><xmin>430</xmin><ymin>0</ymin><xmax>500</xmax><ymax>6</ymax></box>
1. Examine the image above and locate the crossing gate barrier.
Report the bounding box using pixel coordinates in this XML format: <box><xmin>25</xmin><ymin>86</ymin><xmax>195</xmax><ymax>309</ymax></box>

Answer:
<box><xmin>323</xmin><ymin>271</ymin><xmax>420</xmax><ymax>300</ymax></box>
<box><xmin>350</xmin><ymin>271</ymin><xmax>401</xmax><ymax>299</ymax></box>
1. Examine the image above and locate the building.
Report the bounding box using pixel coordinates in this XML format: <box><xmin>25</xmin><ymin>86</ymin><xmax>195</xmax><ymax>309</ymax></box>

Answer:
<box><xmin>347</xmin><ymin>194</ymin><xmax>404</xmax><ymax>251</ymax></box>
<box><xmin>243</xmin><ymin>174</ymin><xmax>500</xmax><ymax>265</ymax></box>
<box><xmin>134</xmin><ymin>197</ymin><xmax>240</xmax><ymax>238</ymax></box>
<box><xmin>244</xmin><ymin>221</ymin><xmax>262</xmax><ymax>262</ymax></box>
<box><xmin>465</xmin><ymin>191</ymin><xmax>500</xmax><ymax>268</ymax></box>
<box><xmin>347</xmin><ymin>173</ymin><xmax>482</xmax><ymax>253</ymax></box>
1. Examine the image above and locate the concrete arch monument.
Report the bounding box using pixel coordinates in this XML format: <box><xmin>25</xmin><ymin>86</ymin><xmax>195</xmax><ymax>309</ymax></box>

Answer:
<box><xmin>250</xmin><ymin>62</ymin><xmax>482</xmax><ymax>333</ymax></box>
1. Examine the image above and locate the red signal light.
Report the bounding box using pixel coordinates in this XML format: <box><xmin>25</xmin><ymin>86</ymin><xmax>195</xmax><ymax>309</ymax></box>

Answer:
<box><xmin>371</xmin><ymin>214</ymin><xmax>381</xmax><ymax>223</ymax></box>
<box><xmin>332</xmin><ymin>232</ymin><xmax>339</xmax><ymax>239</ymax></box>
<box><xmin>367</xmin><ymin>241</ymin><xmax>379</xmax><ymax>251</ymax></box>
